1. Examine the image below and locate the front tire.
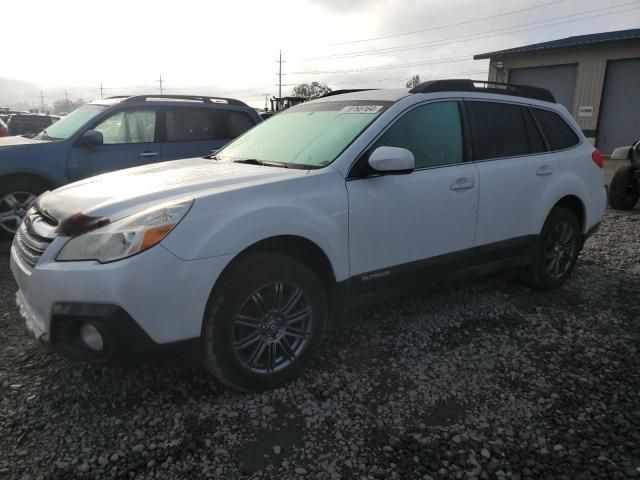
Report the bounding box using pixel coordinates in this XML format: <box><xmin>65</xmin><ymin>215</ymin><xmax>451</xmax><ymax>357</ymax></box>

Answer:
<box><xmin>608</xmin><ymin>165</ymin><xmax>639</xmax><ymax>210</ymax></box>
<box><xmin>199</xmin><ymin>253</ymin><xmax>328</xmax><ymax>392</ymax></box>
<box><xmin>0</xmin><ymin>178</ymin><xmax>47</xmax><ymax>239</ymax></box>
<box><xmin>522</xmin><ymin>208</ymin><xmax>581</xmax><ymax>290</ymax></box>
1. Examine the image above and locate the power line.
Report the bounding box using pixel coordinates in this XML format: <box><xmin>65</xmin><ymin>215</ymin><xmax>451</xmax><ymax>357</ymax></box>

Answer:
<box><xmin>289</xmin><ymin>4</ymin><xmax>640</xmax><ymax>76</ymax></box>
<box><xmin>291</xmin><ymin>56</ymin><xmax>474</xmax><ymax>75</ymax></box>
<box><xmin>323</xmin><ymin>0</ymin><xmax>567</xmax><ymax>46</ymax></box>
<box><xmin>303</xmin><ymin>1</ymin><xmax>640</xmax><ymax>61</ymax></box>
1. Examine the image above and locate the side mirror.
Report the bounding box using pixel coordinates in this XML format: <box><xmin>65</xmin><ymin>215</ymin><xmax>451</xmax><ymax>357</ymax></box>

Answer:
<box><xmin>77</xmin><ymin>130</ymin><xmax>103</xmax><ymax>147</ymax></box>
<box><xmin>368</xmin><ymin>146</ymin><xmax>415</xmax><ymax>174</ymax></box>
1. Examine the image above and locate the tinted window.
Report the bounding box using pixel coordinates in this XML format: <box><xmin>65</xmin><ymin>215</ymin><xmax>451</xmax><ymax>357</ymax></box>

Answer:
<box><xmin>167</xmin><ymin>109</ymin><xmax>255</xmax><ymax>142</ymax></box>
<box><xmin>523</xmin><ymin>108</ymin><xmax>546</xmax><ymax>154</ymax></box>
<box><xmin>468</xmin><ymin>101</ymin><xmax>529</xmax><ymax>160</ymax></box>
<box><xmin>532</xmin><ymin>108</ymin><xmax>580</xmax><ymax>150</ymax></box>
<box><xmin>226</xmin><ymin>111</ymin><xmax>255</xmax><ymax>137</ymax></box>
<box><xmin>95</xmin><ymin>110</ymin><xmax>156</xmax><ymax>144</ymax></box>
<box><xmin>167</xmin><ymin>109</ymin><xmax>216</xmax><ymax>141</ymax></box>
<box><xmin>373</xmin><ymin>101</ymin><xmax>463</xmax><ymax>168</ymax></box>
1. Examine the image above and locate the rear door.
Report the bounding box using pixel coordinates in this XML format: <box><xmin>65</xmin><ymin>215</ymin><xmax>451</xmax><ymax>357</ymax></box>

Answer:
<box><xmin>468</xmin><ymin>100</ymin><xmax>552</xmax><ymax>254</ymax></box>
<box><xmin>161</xmin><ymin>107</ymin><xmax>256</xmax><ymax>161</ymax></box>
<box><xmin>67</xmin><ymin>108</ymin><xmax>161</xmax><ymax>181</ymax></box>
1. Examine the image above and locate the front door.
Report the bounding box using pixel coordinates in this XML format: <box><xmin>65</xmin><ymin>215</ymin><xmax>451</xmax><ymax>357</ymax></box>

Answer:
<box><xmin>67</xmin><ymin>108</ymin><xmax>160</xmax><ymax>181</ymax></box>
<box><xmin>346</xmin><ymin>100</ymin><xmax>479</xmax><ymax>296</ymax></box>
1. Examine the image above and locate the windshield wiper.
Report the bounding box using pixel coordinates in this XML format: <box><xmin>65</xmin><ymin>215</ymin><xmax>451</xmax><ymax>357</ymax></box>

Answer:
<box><xmin>233</xmin><ymin>158</ymin><xmax>289</xmax><ymax>168</ymax></box>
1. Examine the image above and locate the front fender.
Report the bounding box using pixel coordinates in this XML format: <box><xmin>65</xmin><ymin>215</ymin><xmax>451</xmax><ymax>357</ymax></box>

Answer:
<box><xmin>0</xmin><ymin>141</ymin><xmax>69</xmax><ymax>186</ymax></box>
<box><xmin>162</xmin><ymin>170</ymin><xmax>350</xmax><ymax>282</ymax></box>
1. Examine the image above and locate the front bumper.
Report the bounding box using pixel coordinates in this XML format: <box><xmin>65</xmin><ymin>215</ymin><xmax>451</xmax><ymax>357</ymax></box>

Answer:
<box><xmin>10</xmin><ymin>239</ymin><xmax>236</xmax><ymax>359</ymax></box>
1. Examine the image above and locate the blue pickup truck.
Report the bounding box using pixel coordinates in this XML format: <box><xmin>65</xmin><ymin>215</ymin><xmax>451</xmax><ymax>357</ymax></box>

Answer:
<box><xmin>0</xmin><ymin>94</ymin><xmax>261</xmax><ymax>236</ymax></box>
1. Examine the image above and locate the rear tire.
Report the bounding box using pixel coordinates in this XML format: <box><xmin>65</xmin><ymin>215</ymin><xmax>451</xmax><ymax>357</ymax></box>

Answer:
<box><xmin>0</xmin><ymin>178</ymin><xmax>47</xmax><ymax>239</ymax></box>
<box><xmin>608</xmin><ymin>165</ymin><xmax>639</xmax><ymax>210</ymax></box>
<box><xmin>199</xmin><ymin>253</ymin><xmax>328</xmax><ymax>392</ymax></box>
<box><xmin>521</xmin><ymin>207</ymin><xmax>581</xmax><ymax>291</ymax></box>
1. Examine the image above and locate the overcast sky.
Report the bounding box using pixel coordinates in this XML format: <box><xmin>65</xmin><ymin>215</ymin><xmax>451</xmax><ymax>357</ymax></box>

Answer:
<box><xmin>3</xmin><ymin>0</ymin><xmax>639</xmax><ymax>107</ymax></box>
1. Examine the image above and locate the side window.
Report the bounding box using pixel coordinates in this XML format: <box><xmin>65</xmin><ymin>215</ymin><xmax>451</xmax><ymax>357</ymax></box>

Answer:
<box><xmin>226</xmin><ymin>111</ymin><xmax>255</xmax><ymax>137</ymax></box>
<box><xmin>532</xmin><ymin>108</ymin><xmax>580</xmax><ymax>151</ymax></box>
<box><xmin>373</xmin><ymin>101</ymin><xmax>463</xmax><ymax>168</ymax></box>
<box><xmin>94</xmin><ymin>110</ymin><xmax>156</xmax><ymax>144</ymax></box>
<box><xmin>523</xmin><ymin>108</ymin><xmax>546</xmax><ymax>154</ymax></box>
<box><xmin>167</xmin><ymin>109</ymin><xmax>217</xmax><ymax>141</ymax></box>
<box><xmin>467</xmin><ymin>101</ymin><xmax>529</xmax><ymax>160</ymax></box>
<box><xmin>208</xmin><ymin>110</ymin><xmax>255</xmax><ymax>139</ymax></box>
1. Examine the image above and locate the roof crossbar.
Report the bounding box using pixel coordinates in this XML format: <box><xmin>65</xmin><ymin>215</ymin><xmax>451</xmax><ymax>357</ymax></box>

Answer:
<box><xmin>409</xmin><ymin>79</ymin><xmax>555</xmax><ymax>103</ymax></box>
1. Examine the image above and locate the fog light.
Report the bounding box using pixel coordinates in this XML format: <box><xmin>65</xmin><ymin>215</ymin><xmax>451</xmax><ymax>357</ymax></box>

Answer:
<box><xmin>79</xmin><ymin>323</ymin><xmax>104</xmax><ymax>351</ymax></box>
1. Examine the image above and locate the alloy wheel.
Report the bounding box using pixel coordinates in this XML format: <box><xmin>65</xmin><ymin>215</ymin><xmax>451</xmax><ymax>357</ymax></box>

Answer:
<box><xmin>544</xmin><ymin>221</ymin><xmax>576</xmax><ymax>279</ymax></box>
<box><xmin>0</xmin><ymin>191</ymin><xmax>36</xmax><ymax>234</ymax></box>
<box><xmin>232</xmin><ymin>281</ymin><xmax>314</xmax><ymax>374</ymax></box>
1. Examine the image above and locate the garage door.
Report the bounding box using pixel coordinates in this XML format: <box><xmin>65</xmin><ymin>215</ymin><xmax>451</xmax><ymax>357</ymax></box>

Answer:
<box><xmin>509</xmin><ymin>64</ymin><xmax>577</xmax><ymax>111</ymax></box>
<box><xmin>597</xmin><ymin>58</ymin><xmax>640</xmax><ymax>154</ymax></box>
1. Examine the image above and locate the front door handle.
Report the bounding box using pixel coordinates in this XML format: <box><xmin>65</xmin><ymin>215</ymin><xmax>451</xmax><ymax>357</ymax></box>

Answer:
<box><xmin>450</xmin><ymin>177</ymin><xmax>475</xmax><ymax>191</ymax></box>
<box><xmin>139</xmin><ymin>151</ymin><xmax>159</xmax><ymax>158</ymax></box>
<box><xmin>536</xmin><ymin>165</ymin><xmax>553</xmax><ymax>176</ymax></box>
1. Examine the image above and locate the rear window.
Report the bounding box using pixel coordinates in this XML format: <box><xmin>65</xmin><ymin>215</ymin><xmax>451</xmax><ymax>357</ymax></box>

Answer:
<box><xmin>467</xmin><ymin>101</ymin><xmax>529</xmax><ymax>160</ymax></box>
<box><xmin>532</xmin><ymin>108</ymin><xmax>580</xmax><ymax>151</ymax></box>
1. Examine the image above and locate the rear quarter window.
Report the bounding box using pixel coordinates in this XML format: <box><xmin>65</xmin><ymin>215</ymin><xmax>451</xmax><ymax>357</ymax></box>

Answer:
<box><xmin>532</xmin><ymin>108</ymin><xmax>580</xmax><ymax>151</ymax></box>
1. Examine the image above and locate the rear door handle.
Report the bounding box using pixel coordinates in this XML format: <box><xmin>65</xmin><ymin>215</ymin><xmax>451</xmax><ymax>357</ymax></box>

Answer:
<box><xmin>450</xmin><ymin>177</ymin><xmax>475</xmax><ymax>191</ymax></box>
<box><xmin>139</xmin><ymin>151</ymin><xmax>159</xmax><ymax>158</ymax></box>
<box><xmin>536</xmin><ymin>165</ymin><xmax>553</xmax><ymax>176</ymax></box>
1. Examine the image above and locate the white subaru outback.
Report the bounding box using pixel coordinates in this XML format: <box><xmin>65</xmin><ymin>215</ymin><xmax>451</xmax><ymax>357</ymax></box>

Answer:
<box><xmin>10</xmin><ymin>80</ymin><xmax>606</xmax><ymax>391</ymax></box>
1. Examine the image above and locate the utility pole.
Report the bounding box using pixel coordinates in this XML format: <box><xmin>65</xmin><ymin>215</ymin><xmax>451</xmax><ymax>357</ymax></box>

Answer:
<box><xmin>276</xmin><ymin>50</ymin><xmax>285</xmax><ymax>100</ymax></box>
<box><xmin>157</xmin><ymin>75</ymin><xmax>164</xmax><ymax>95</ymax></box>
<box><xmin>64</xmin><ymin>90</ymin><xmax>69</xmax><ymax>102</ymax></box>
<box><xmin>100</xmin><ymin>83</ymin><xmax>104</xmax><ymax>100</ymax></box>
<box><xmin>39</xmin><ymin>91</ymin><xmax>45</xmax><ymax>112</ymax></box>
<box><xmin>264</xmin><ymin>93</ymin><xmax>269</xmax><ymax>111</ymax></box>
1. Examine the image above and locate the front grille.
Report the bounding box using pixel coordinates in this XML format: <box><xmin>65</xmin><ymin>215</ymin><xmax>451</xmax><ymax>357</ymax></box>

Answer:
<box><xmin>14</xmin><ymin>210</ymin><xmax>56</xmax><ymax>269</ymax></box>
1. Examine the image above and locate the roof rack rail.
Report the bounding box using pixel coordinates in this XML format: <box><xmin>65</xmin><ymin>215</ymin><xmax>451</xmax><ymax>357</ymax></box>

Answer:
<box><xmin>409</xmin><ymin>79</ymin><xmax>555</xmax><ymax>103</ymax></box>
<box><xmin>319</xmin><ymin>89</ymin><xmax>378</xmax><ymax>98</ymax></box>
<box><xmin>113</xmin><ymin>94</ymin><xmax>248</xmax><ymax>107</ymax></box>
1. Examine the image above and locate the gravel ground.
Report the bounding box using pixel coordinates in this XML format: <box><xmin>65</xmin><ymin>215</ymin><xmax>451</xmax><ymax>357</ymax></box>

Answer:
<box><xmin>1</xmin><ymin>207</ymin><xmax>639</xmax><ymax>480</ymax></box>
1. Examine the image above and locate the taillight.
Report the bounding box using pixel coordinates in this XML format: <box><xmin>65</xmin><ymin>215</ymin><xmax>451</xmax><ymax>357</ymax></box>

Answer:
<box><xmin>592</xmin><ymin>149</ymin><xmax>604</xmax><ymax>168</ymax></box>
<box><xmin>0</xmin><ymin>126</ymin><xmax>7</xmax><ymax>137</ymax></box>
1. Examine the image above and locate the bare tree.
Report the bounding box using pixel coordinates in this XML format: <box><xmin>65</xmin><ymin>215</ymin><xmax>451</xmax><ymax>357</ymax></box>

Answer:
<box><xmin>291</xmin><ymin>82</ymin><xmax>332</xmax><ymax>100</ymax></box>
<box><xmin>405</xmin><ymin>74</ymin><xmax>421</xmax><ymax>88</ymax></box>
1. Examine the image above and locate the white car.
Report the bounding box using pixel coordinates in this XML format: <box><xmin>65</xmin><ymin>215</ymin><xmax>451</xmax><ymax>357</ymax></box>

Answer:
<box><xmin>10</xmin><ymin>80</ymin><xmax>606</xmax><ymax>391</ymax></box>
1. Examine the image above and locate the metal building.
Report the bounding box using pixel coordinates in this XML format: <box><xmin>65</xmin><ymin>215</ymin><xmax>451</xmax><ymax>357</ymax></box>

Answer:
<box><xmin>474</xmin><ymin>28</ymin><xmax>640</xmax><ymax>153</ymax></box>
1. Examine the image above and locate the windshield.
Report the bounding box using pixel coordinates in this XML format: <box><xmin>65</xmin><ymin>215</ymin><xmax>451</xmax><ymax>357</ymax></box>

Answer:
<box><xmin>217</xmin><ymin>101</ymin><xmax>391</xmax><ymax>168</ymax></box>
<box><xmin>34</xmin><ymin>104</ymin><xmax>106</xmax><ymax>140</ymax></box>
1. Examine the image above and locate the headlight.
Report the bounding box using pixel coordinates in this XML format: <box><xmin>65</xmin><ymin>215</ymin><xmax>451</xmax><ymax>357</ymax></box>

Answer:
<box><xmin>57</xmin><ymin>200</ymin><xmax>193</xmax><ymax>263</ymax></box>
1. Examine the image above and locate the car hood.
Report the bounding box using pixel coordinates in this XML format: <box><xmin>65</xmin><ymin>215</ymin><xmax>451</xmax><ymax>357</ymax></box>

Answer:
<box><xmin>0</xmin><ymin>135</ymin><xmax>51</xmax><ymax>147</ymax></box>
<box><xmin>37</xmin><ymin>158</ymin><xmax>307</xmax><ymax>223</ymax></box>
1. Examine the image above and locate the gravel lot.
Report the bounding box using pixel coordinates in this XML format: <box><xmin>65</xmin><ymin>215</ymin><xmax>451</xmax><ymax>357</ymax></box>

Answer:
<box><xmin>1</xmin><ymin>207</ymin><xmax>639</xmax><ymax>480</ymax></box>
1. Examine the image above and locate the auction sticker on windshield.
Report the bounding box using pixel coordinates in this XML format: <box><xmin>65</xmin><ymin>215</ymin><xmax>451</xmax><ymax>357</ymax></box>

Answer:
<box><xmin>340</xmin><ymin>105</ymin><xmax>384</xmax><ymax>114</ymax></box>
